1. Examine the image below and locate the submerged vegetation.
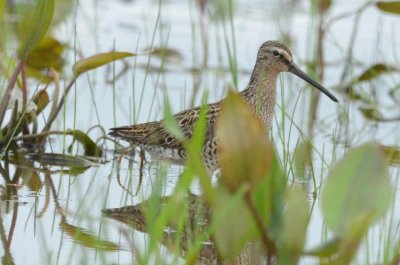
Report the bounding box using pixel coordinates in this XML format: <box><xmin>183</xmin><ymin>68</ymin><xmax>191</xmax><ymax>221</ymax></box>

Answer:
<box><xmin>1</xmin><ymin>0</ymin><xmax>400</xmax><ymax>264</ymax></box>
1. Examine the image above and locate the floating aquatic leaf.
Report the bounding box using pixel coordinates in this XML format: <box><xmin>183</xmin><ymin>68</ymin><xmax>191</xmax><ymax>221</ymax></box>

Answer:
<box><xmin>376</xmin><ymin>1</ymin><xmax>400</xmax><ymax>15</ymax></box>
<box><xmin>321</xmin><ymin>143</ymin><xmax>393</xmax><ymax>237</ymax></box>
<box><xmin>357</xmin><ymin>63</ymin><xmax>396</xmax><ymax>81</ymax></box>
<box><xmin>359</xmin><ymin>107</ymin><xmax>382</xmax><ymax>121</ymax></box>
<box><xmin>66</xmin><ymin>129</ymin><xmax>102</xmax><ymax>157</ymax></box>
<box><xmin>216</xmin><ymin>90</ymin><xmax>273</xmax><ymax>192</ymax></box>
<box><xmin>211</xmin><ymin>186</ymin><xmax>259</xmax><ymax>260</ymax></box>
<box><xmin>17</xmin><ymin>0</ymin><xmax>55</xmax><ymax>59</ymax></box>
<box><xmin>60</xmin><ymin>218</ymin><xmax>120</xmax><ymax>251</ymax></box>
<box><xmin>72</xmin><ymin>51</ymin><xmax>135</xmax><ymax>77</ymax></box>
<box><xmin>279</xmin><ymin>186</ymin><xmax>309</xmax><ymax>265</ymax></box>
<box><xmin>146</xmin><ymin>47</ymin><xmax>184</xmax><ymax>62</ymax></box>
<box><xmin>26</xmin><ymin>36</ymin><xmax>65</xmax><ymax>71</ymax></box>
<box><xmin>27</xmin><ymin>153</ymin><xmax>96</xmax><ymax>168</ymax></box>
<box><xmin>379</xmin><ymin>144</ymin><xmax>400</xmax><ymax>166</ymax></box>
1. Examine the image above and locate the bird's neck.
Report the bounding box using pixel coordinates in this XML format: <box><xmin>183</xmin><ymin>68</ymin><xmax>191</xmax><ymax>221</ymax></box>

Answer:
<box><xmin>241</xmin><ymin>63</ymin><xmax>278</xmax><ymax>131</ymax></box>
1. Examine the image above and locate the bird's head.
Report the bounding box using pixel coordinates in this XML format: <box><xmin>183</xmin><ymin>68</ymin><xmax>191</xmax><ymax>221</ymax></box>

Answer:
<box><xmin>257</xmin><ymin>40</ymin><xmax>338</xmax><ymax>102</ymax></box>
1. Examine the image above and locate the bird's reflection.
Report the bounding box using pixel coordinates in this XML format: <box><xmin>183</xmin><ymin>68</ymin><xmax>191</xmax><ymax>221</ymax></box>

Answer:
<box><xmin>103</xmin><ymin>193</ymin><xmax>263</xmax><ymax>265</ymax></box>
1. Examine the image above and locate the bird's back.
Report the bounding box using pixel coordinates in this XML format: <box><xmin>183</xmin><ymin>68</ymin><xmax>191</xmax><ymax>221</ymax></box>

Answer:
<box><xmin>109</xmin><ymin>102</ymin><xmax>221</xmax><ymax>167</ymax></box>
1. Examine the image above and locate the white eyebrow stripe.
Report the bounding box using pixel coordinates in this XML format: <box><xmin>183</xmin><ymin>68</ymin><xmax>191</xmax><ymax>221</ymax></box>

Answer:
<box><xmin>278</xmin><ymin>49</ymin><xmax>292</xmax><ymax>63</ymax></box>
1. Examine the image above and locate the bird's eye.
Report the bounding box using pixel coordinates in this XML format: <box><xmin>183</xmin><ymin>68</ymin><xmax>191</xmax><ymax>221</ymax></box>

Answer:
<box><xmin>272</xmin><ymin>50</ymin><xmax>280</xmax><ymax>57</ymax></box>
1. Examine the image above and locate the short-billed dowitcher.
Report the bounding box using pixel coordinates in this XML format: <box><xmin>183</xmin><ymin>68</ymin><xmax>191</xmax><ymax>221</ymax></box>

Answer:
<box><xmin>109</xmin><ymin>41</ymin><xmax>338</xmax><ymax>172</ymax></box>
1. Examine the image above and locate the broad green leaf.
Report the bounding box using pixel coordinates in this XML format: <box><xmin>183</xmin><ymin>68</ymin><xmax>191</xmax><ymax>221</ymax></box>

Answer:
<box><xmin>72</xmin><ymin>51</ymin><xmax>135</xmax><ymax>77</ymax></box>
<box><xmin>0</xmin><ymin>0</ymin><xmax>5</xmax><ymax>24</ymax></box>
<box><xmin>357</xmin><ymin>63</ymin><xmax>396</xmax><ymax>81</ymax></box>
<box><xmin>376</xmin><ymin>1</ymin><xmax>400</xmax><ymax>15</ymax></box>
<box><xmin>60</xmin><ymin>218</ymin><xmax>120</xmax><ymax>251</ymax></box>
<box><xmin>211</xmin><ymin>186</ymin><xmax>259</xmax><ymax>260</ymax></box>
<box><xmin>333</xmin><ymin>212</ymin><xmax>375</xmax><ymax>265</ymax></box>
<box><xmin>252</xmin><ymin>153</ymin><xmax>286</xmax><ymax>237</ymax></box>
<box><xmin>26</xmin><ymin>36</ymin><xmax>65</xmax><ymax>71</ymax></box>
<box><xmin>279</xmin><ymin>186</ymin><xmax>309</xmax><ymax>265</ymax></box>
<box><xmin>17</xmin><ymin>0</ymin><xmax>55</xmax><ymax>59</ymax></box>
<box><xmin>65</xmin><ymin>129</ymin><xmax>102</xmax><ymax>157</ymax></box>
<box><xmin>216</xmin><ymin>90</ymin><xmax>273</xmax><ymax>192</ymax></box>
<box><xmin>27</xmin><ymin>153</ymin><xmax>96</xmax><ymax>168</ymax></box>
<box><xmin>26</xmin><ymin>67</ymin><xmax>55</xmax><ymax>83</ymax></box>
<box><xmin>321</xmin><ymin>143</ymin><xmax>393</xmax><ymax>237</ymax></box>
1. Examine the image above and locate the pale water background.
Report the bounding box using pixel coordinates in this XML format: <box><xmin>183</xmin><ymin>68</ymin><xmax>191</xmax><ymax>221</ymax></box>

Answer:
<box><xmin>1</xmin><ymin>0</ymin><xmax>400</xmax><ymax>264</ymax></box>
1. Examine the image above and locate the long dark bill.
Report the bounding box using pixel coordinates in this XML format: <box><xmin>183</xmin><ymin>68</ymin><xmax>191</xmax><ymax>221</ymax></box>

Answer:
<box><xmin>289</xmin><ymin>63</ymin><xmax>338</xmax><ymax>102</ymax></box>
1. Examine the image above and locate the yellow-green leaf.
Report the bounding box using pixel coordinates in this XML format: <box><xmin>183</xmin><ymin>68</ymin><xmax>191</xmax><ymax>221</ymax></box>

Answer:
<box><xmin>305</xmin><ymin>237</ymin><xmax>341</xmax><ymax>258</ymax></box>
<box><xmin>65</xmin><ymin>129</ymin><xmax>102</xmax><ymax>157</ymax></box>
<box><xmin>26</xmin><ymin>36</ymin><xmax>65</xmax><ymax>71</ymax></box>
<box><xmin>279</xmin><ymin>186</ymin><xmax>309</xmax><ymax>265</ymax></box>
<box><xmin>0</xmin><ymin>0</ymin><xmax>6</xmax><ymax>24</ymax></box>
<box><xmin>72</xmin><ymin>51</ymin><xmax>135</xmax><ymax>77</ymax></box>
<box><xmin>376</xmin><ymin>1</ymin><xmax>400</xmax><ymax>15</ymax></box>
<box><xmin>60</xmin><ymin>218</ymin><xmax>120</xmax><ymax>251</ymax></box>
<box><xmin>211</xmin><ymin>186</ymin><xmax>259</xmax><ymax>260</ymax></box>
<box><xmin>216</xmin><ymin>90</ymin><xmax>273</xmax><ymax>192</ymax></box>
<box><xmin>27</xmin><ymin>153</ymin><xmax>96</xmax><ymax>168</ymax></box>
<box><xmin>357</xmin><ymin>63</ymin><xmax>396</xmax><ymax>81</ymax></box>
<box><xmin>321</xmin><ymin>143</ymin><xmax>393</xmax><ymax>237</ymax></box>
<box><xmin>17</xmin><ymin>0</ymin><xmax>55</xmax><ymax>59</ymax></box>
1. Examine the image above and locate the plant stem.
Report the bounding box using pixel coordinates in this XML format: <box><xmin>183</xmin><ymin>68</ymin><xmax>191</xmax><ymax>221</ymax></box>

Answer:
<box><xmin>244</xmin><ymin>192</ymin><xmax>276</xmax><ymax>264</ymax></box>
<box><xmin>0</xmin><ymin>60</ymin><xmax>23</xmax><ymax>128</ymax></box>
<box><xmin>42</xmin><ymin>78</ymin><xmax>76</xmax><ymax>133</ymax></box>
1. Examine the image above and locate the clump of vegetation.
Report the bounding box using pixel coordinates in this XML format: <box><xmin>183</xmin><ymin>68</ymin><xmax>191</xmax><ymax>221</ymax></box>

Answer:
<box><xmin>0</xmin><ymin>0</ymin><xmax>135</xmax><ymax>160</ymax></box>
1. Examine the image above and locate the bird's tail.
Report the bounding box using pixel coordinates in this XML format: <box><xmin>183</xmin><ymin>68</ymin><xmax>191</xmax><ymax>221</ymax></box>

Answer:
<box><xmin>108</xmin><ymin>126</ymin><xmax>133</xmax><ymax>140</ymax></box>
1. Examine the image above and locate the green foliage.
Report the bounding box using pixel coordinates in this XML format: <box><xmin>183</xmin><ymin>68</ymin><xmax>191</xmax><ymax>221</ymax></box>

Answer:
<box><xmin>17</xmin><ymin>0</ymin><xmax>55</xmax><ymax>59</ymax></box>
<box><xmin>279</xmin><ymin>186</ymin><xmax>310</xmax><ymax>265</ymax></box>
<box><xmin>210</xmin><ymin>186</ymin><xmax>259</xmax><ymax>259</ymax></box>
<box><xmin>376</xmin><ymin>1</ymin><xmax>400</xmax><ymax>15</ymax></box>
<box><xmin>66</xmin><ymin>129</ymin><xmax>103</xmax><ymax>157</ymax></box>
<box><xmin>321</xmin><ymin>143</ymin><xmax>393</xmax><ymax>237</ymax></box>
<box><xmin>72</xmin><ymin>51</ymin><xmax>136</xmax><ymax>78</ymax></box>
<box><xmin>60</xmin><ymin>218</ymin><xmax>120</xmax><ymax>251</ymax></box>
<box><xmin>0</xmin><ymin>0</ymin><xmax>5</xmax><ymax>24</ymax></box>
<box><xmin>216</xmin><ymin>90</ymin><xmax>273</xmax><ymax>192</ymax></box>
<box><xmin>27</xmin><ymin>153</ymin><xmax>96</xmax><ymax>168</ymax></box>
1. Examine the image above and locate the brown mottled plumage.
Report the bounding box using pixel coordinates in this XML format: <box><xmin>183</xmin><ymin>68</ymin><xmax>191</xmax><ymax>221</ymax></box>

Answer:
<box><xmin>109</xmin><ymin>41</ymin><xmax>338</xmax><ymax>173</ymax></box>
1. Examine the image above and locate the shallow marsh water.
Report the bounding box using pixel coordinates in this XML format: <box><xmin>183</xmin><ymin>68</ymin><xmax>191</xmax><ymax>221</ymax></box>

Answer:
<box><xmin>1</xmin><ymin>0</ymin><xmax>400</xmax><ymax>264</ymax></box>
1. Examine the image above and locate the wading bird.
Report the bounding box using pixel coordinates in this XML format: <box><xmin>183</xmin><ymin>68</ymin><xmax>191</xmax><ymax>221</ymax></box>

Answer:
<box><xmin>110</xmin><ymin>41</ymin><xmax>338</xmax><ymax>173</ymax></box>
